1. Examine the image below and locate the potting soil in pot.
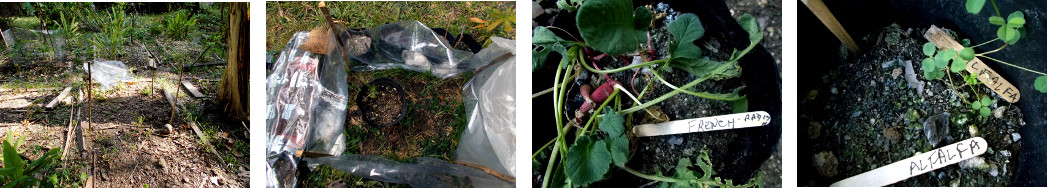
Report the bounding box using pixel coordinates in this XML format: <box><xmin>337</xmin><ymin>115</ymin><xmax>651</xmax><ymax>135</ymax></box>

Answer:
<box><xmin>799</xmin><ymin>24</ymin><xmax>1023</xmax><ymax>186</ymax></box>
<box><xmin>361</xmin><ymin>83</ymin><xmax>404</xmax><ymax>126</ymax></box>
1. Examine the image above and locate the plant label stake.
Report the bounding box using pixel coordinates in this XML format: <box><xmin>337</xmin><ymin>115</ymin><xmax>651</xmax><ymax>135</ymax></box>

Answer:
<box><xmin>632</xmin><ymin>111</ymin><xmax>770</xmax><ymax>137</ymax></box>
<box><xmin>831</xmin><ymin>137</ymin><xmax>988</xmax><ymax>187</ymax></box>
<box><xmin>924</xmin><ymin>25</ymin><xmax>1020</xmax><ymax>103</ymax></box>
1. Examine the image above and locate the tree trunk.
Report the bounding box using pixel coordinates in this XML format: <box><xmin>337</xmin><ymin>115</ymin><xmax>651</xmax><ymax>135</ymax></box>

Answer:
<box><xmin>216</xmin><ymin>2</ymin><xmax>248</xmax><ymax>120</ymax></box>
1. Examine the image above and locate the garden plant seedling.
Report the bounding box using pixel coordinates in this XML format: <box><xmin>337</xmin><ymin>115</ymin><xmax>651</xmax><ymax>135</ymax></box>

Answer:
<box><xmin>532</xmin><ymin>0</ymin><xmax>768</xmax><ymax>186</ymax></box>
<box><xmin>950</xmin><ymin>0</ymin><xmax>1047</xmax><ymax>95</ymax></box>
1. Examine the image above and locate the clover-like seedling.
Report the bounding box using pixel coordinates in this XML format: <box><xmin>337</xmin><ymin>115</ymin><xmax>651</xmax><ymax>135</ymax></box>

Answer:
<box><xmin>970</xmin><ymin>96</ymin><xmax>994</xmax><ymax>117</ymax></box>
<box><xmin>920</xmin><ymin>42</ymin><xmax>967</xmax><ymax>80</ymax></box>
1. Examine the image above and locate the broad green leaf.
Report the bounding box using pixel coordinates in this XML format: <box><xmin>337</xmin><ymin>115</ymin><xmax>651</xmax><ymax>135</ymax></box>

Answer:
<box><xmin>959</xmin><ymin>47</ymin><xmax>975</xmax><ymax>61</ymax></box>
<box><xmin>674</xmin><ymin>158</ymin><xmax>699</xmax><ymax>180</ymax></box>
<box><xmin>633</xmin><ymin>7</ymin><xmax>652</xmax><ymax>30</ymax></box>
<box><xmin>533</xmin><ymin>27</ymin><xmax>571</xmax><ymax>72</ymax></box>
<box><xmin>598</xmin><ymin>108</ymin><xmax>625</xmax><ymax>137</ymax></box>
<box><xmin>966</xmin><ymin>0</ymin><xmax>986</xmax><ymax>14</ymax></box>
<box><xmin>934</xmin><ymin>49</ymin><xmax>951</xmax><ymax>69</ymax></box>
<box><xmin>1009</xmin><ymin>16</ymin><xmax>1026</xmax><ymax>26</ymax></box>
<box><xmin>1007</xmin><ymin>11</ymin><xmax>1025</xmax><ymax>27</ymax></box>
<box><xmin>710</xmin><ymin>63</ymin><xmax>742</xmax><ymax>81</ymax></box>
<box><xmin>950</xmin><ymin>56</ymin><xmax>966</xmax><ymax>73</ymax></box>
<box><xmin>961</xmin><ymin>39</ymin><xmax>971</xmax><ymax>47</ymax></box>
<box><xmin>2</xmin><ymin>140</ymin><xmax>24</xmax><ymax>179</ymax></box>
<box><xmin>577</xmin><ymin>0</ymin><xmax>647</xmax><ymax>55</ymax></box>
<box><xmin>565</xmin><ymin>136</ymin><xmax>611</xmax><ymax>186</ymax></box>
<box><xmin>923</xmin><ymin>42</ymin><xmax>936</xmax><ymax>57</ymax></box>
<box><xmin>607</xmin><ymin>135</ymin><xmax>629</xmax><ymax>167</ymax></box>
<box><xmin>670</xmin><ymin>56</ymin><xmax>720</xmax><ymax>78</ymax></box>
<box><xmin>921</xmin><ymin>58</ymin><xmax>936</xmax><ymax>72</ymax></box>
<box><xmin>739</xmin><ymin>14</ymin><xmax>762</xmax><ymax>44</ymax></box>
<box><xmin>981</xmin><ymin>96</ymin><xmax>992</xmax><ymax>106</ymax></box>
<box><xmin>25</xmin><ymin>148</ymin><xmax>59</xmax><ymax>175</ymax></box>
<box><xmin>972</xmin><ymin>101</ymin><xmax>982</xmax><ymax>109</ymax></box>
<box><xmin>730</xmin><ymin>96</ymin><xmax>749</xmax><ymax>114</ymax></box>
<box><xmin>980</xmin><ymin>107</ymin><xmax>991</xmax><ymax>117</ymax></box>
<box><xmin>989</xmin><ymin>16</ymin><xmax>1005</xmax><ymax>25</ymax></box>
<box><xmin>556</xmin><ymin>0</ymin><xmax>576</xmax><ymax>12</ymax></box>
<box><xmin>668</xmin><ymin>13</ymin><xmax>705</xmax><ymax>59</ymax></box>
<box><xmin>1035</xmin><ymin>76</ymin><xmax>1047</xmax><ymax>93</ymax></box>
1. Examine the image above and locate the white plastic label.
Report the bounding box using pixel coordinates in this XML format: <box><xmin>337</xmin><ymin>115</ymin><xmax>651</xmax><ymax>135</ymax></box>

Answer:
<box><xmin>632</xmin><ymin>111</ymin><xmax>771</xmax><ymax>137</ymax></box>
<box><xmin>831</xmin><ymin>137</ymin><xmax>988</xmax><ymax>187</ymax></box>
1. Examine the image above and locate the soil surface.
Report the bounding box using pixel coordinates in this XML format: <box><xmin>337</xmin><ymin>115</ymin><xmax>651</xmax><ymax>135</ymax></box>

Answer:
<box><xmin>359</xmin><ymin>83</ymin><xmax>404</xmax><ymax>126</ymax></box>
<box><xmin>344</xmin><ymin>71</ymin><xmax>467</xmax><ymax>161</ymax></box>
<box><xmin>0</xmin><ymin>38</ymin><xmax>246</xmax><ymax>187</ymax></box>
<box><xmin>800</xmin><ymin>24</ymin><xmax>1023</xmax><ymax>186</ymax></box>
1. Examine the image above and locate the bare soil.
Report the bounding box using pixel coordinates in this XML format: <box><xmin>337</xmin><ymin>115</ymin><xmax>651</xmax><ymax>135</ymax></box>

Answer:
<box><xmin>0</xmin><ymin>39</ymin><xmax>246</xmax><ymax>187</ymax></box>
<box><xmin>359</xmin><ymin>83</ymin><xmax>404</xmax><ymax>126</ymax></box>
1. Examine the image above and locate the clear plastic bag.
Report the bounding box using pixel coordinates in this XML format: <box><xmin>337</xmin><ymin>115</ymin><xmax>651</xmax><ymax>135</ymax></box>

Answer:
<box><xmin>456</xmin><ymin>37</ymin><xmax>517</xmax><ymax>178</ymax></box>
<box><xmin>3</xmin><ymin>28</ymin><xmax>66</xmax><ymax>62</ymax></box>
<box><xmin>340</xmin><ymin>21</ymin><xmax>477</xmax><ymax>78</ymax></box>
<box><xmin>82</xmin><ymin>60</ymin><xmax>131</xmax><ymax>90</ymax></box>
<box><xmin>266</xmin><ymin>30</ymin><xmax>350</xmax><ymax>188</ymax></box>
<box><xmin>306</xmin><ymin>155</ymin><xmax>514</xmax><ymax>188</ymax></box>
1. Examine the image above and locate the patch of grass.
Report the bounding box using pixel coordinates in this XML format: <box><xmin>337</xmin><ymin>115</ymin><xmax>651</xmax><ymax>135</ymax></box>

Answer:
<box><xmin>9</xmin><ymin>16</ymin><xmax>41</xmax><ymax>29</ymax></box>
<box><xmin>266</xmin><ymin>1</ymin><xmax>515</xmax><ymax>51</ymax></box>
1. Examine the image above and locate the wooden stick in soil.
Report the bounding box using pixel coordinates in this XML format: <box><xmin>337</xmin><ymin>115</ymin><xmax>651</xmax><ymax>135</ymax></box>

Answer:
<box><xmin>802</xmin><ymin>0</ymin><xmax>862</xmax><ymax>53</ymax></box>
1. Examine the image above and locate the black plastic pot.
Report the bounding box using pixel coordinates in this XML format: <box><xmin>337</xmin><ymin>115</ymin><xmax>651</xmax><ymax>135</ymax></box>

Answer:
<box><xmin>356</xmin><ymin>77</ymin><xmax>408</xmax><ymax>128</ymax></box>
<box><xmin>799</xmin><ymin>0</ymin><xmax>1047</xmax><ymax>186</ymax></box>
<box><xmin>533</xmin><ymin>0</ymin><xmax>781</xmax><ymax>184</ymax></box>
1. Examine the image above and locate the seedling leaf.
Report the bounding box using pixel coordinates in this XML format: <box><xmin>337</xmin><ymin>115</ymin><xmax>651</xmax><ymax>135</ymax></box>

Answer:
<box><xmin>980</xmin><ymin>107</ymin><xmax>991</xmax><ymax>117</ymax></box>
<box><xmin>739</xmin><ymin>14</ymin><xmax>762</xmax><ymax>44</ymax></box>
<box><xmin>921</xmin><ymin>58</ymin><xmax>936</xmax><ymax>72</ymax></box>
<box><xmin>1035</xmin><ymin>76</ymin><xmax>1047</xmax><ymax>93</ymax></box>
<box><xmin>533</xmin><ymin>27</ymin><xmax>570</xmax><ymax>71</ymax></box>
<box><xmin>633</xmin><ymin>7</ymin><xmax>652</xmax><ymax>30</ymax></box>
<box><xmin>966</xmin><ymin>0</ymin><xmax>986</xmax><ymax>14</ymax></box>
<box><xmin>607</xmin><ymin>135</ymin><xmax>629</xmax><ymax>167</ymax></box>
<box><xmin>668</xmin><ymin>13</ymin><xmax>705</xmax><ymax>60</ymax></box>
<box><xmin>960</xmin><ymin>47</ymin><xmax>975</xmax><ymax>61</ymax></box>
<box><xmin>670</xmin><ymin>56</ymin><xmax>722</xmax><ymax>78</ymax></box>
<box><xmin>923</xmin><ymin>42</ymin><xmax>936</xmax><ymax>57</ymax></box>
<box><xmin>577</xmin><ymin>0</ymin><xmax>647</xmax><ymax>55</ymax></box>
<box><xmin>972</xmin><ymin>101</ymin><xmax>982</xmax><ymax>109</ymax></box>
<box><xmin>598</xmin><ymin>108</ymin><xmax>625</xmax><ymax>137</ymax></box>
<box><xmin>565</xmin><ymin>135</ymin><xmax>611</xmax><ymax>186</ymax></box>
<box><xmin>989</xmin><ymin>16</ymin><xmax>1005</xmax><ymax>25</ymax></box>
<box><xmin>981</xmin><ymin>96</ymin><xmax>992</xmax><ymax>106</ymax></box>
<box><xmin>950</xmin><ymin>56</ymin><xmax>966</xmax><ymax>73</ymax></box>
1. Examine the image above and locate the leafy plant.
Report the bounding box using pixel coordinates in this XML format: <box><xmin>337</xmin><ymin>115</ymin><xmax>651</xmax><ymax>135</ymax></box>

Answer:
<box><xmin>970</xmin><ymin>96</ymin><xmax>994</xmax><ymax>117</ymax></box>
<box><xmin>0</xmin><ymin>131</ymin><xmax>62</xmax><ymax>187</ymax></box>
<box><xmin>963</xmin><ymin>0</ymin><xmax>1047</xmax><ymax>93</ymax></box>
<box><xmin>162</xmin><ymin>9</ymin><xmax>198</xmax><ymax>40</ymax></box>
<box><xmin>89</xmin><ymin>5</ymin><xmax>132</xmax><ymax>59</ymax></box>
<box><xmin>532</xmin><ymin>0</ymin><xmax>765</xmax><ymax>187</ymax></box>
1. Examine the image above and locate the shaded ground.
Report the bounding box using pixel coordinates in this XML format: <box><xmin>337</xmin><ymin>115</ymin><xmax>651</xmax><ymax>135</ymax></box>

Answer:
<box><xmin>799</xmin><ymin>25</ymin><xmax>1022</xmax><ymax>186</ymax></box>
<box><xmin>0</xmin><ymin>3</ymin><xmax>248</xmax><ymax>187</ymax></box>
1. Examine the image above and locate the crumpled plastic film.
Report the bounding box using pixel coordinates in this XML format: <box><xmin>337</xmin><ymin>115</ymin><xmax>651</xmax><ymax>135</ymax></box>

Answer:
<box><xmin>266</xmin><ymin>30</ymin><xmax>349</xmax><ymax>188</ymax></box>
<box><xmin>2</xmin><ymin>28</ymin><xmax>66</xmax><ymax>61</ymax></box>
<box><xmin>307</xmin><ymin>155</ymin><xmax>514</xmax><ymax>188</ymax></box>
<box><xmin>82</xmin><ymin>60</ymin><xmax>131</xmax><ymax>90</ymax></box>
<box><xmin>456</xmin><ymin>37</ymin><xmax>516</xmax><ymax>177</ymax></box>
<box><xmin>340</xmin><ymin>21</ymin><xmax>476</xmax><ymax>78</ymax></box>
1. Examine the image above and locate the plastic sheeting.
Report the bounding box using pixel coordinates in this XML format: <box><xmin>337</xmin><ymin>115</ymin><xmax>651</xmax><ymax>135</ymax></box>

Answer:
<box><xmin>83</xmin><ymin>60</ymin><xmax>131</xmax><ymax>90</ymax></box>
<box><xmin>455</xmin><ymin>37</ymin><xmax>516</xmax><ymax>177</ymax></box>
<box><xmin>2</xmin><ymin>28</ymin><xmax>66</xmax><ymax>61</ymax></box>
<box><xmin>306</xmin><ymin>155</ymin><xmax>513</xmax><ymax>188</ymax></box>
<box><xmin>266</xmin><ymin>30</ymin><xmax>350</xmax><ymax>188</ymax></box>
<box><xmin>339</xmin><ymin>21</ymin><xmax>479</xmax><ymax>78</ymax></box>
